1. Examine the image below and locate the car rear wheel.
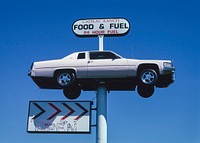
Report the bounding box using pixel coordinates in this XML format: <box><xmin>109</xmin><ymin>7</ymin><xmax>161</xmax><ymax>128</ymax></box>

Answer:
<box><xmin>56</xmin><ymin>71</ymin><xmax>75</xmax><ymax>88</ymax></box>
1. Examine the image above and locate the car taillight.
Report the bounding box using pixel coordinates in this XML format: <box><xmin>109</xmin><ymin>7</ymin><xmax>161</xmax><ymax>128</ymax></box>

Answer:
<box><xmin>28</xmin><ymin>63</ymin><xmax>34</xmax><ymax>76</ymax></box>
<box><xmin>30</xmin><ymin>62</ymin><xmax>34</xmax><ymax>69</ymax></box>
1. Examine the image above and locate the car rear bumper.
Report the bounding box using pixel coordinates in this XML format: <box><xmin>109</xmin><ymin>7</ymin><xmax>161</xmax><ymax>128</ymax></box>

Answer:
<box><xmin>30</xmin><ymin>76</ymin><xmax>61</xmax><ymax>89</ymax></box>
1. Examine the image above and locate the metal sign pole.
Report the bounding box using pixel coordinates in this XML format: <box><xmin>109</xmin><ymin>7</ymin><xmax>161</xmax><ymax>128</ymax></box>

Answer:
<box><xmin>98</xmin><ymin>35</ymin><xmax>104</xmax><ymax>51</ymax></box>
<box><xmin>96</xmin><ymin>35</ymin><xmax>107</xmax><ymax>143</ymax></box>
<box><xmin>96</xmin><ymin>85</ymin><xmax>107</xmax><ymax>143</ymax></box>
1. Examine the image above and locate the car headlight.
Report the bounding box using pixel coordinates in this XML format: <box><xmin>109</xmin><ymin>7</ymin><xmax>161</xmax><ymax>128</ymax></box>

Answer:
<box><xmin>163</xmin><ymin>62</ymin><xmax>173</xmax><ymax>69</ymax></box>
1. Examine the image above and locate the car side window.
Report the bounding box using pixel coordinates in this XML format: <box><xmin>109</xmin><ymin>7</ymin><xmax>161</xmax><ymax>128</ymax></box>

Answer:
<box><xmin>90</xmin><ymin>52</ymin><xmax>119</xmax><ymax>60</ymax></box>
<box><xmin>77</xmin><ymin>53</ymin><xmax>85</xmax><ymax>59</ymax></box>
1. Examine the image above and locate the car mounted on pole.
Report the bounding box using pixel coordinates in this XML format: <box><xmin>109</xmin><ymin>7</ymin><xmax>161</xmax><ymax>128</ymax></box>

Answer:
<box><xmin>28</xmin><ymin>50</ymin><xmax>175</xmax><ymax>99</ymax></box>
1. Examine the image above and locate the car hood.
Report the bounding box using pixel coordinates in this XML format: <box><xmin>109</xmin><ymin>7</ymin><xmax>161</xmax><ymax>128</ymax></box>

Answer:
<box><xmin>127</xmin><ymin>58</ymin><xmax>172</xmax><ymax>63</ymax></box>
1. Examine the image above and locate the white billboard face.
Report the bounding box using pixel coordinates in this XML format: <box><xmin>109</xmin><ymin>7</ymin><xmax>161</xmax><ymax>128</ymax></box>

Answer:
<box><xmin>72</xmin><ymin>18</ymin><xmax>130</xmax><ymax>37</ymax></box>
<box><xmin>27</xmin><ymin>101</ymin><xmax>91</xmax><ymax>133</ymax></box>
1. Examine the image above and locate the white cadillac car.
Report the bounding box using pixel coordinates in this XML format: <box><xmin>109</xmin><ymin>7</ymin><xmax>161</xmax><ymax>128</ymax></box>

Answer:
<box><xmin>28</xmin><ymin>50</ymin><xmax>175</xmax><ymax>99</ymax></box>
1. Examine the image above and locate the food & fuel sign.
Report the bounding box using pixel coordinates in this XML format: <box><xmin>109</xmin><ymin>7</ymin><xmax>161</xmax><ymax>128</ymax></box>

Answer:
<box><xmin>72</xmin><ymin>18</ymin><xmax>130</xmax><ymax>37</ymax></box>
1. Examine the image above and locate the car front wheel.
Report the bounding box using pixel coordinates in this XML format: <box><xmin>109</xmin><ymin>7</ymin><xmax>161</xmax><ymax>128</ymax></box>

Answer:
<box><xmin>139</xmin><ymin>69</ymin><xmax>158</xmax><ymax>85</ymax></box>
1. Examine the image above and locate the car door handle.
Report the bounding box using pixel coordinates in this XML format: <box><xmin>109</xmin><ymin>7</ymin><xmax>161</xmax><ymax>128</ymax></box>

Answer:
<box><xmin>88</xmin><ymin>61</ymin><xmax>93</xmax><ymax>64</ymax></box>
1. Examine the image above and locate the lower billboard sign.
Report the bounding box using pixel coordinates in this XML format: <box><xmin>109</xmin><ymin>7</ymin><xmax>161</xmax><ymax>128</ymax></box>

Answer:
<box><xmin>27</xmin><ymin>101</ymin><xmax>92</xmax><ymax>134</ymax></box>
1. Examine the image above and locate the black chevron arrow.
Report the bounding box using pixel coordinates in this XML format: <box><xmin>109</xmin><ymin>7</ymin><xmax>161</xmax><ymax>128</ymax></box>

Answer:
<box><xmin>61</xmin><ymin>103</ymin><xmax>75</xmax><ymax>120</ymax></box>
<box><xmin>32</xmin><ymin>103</ymin><xmax>46</xmax><ymax>120</ymax></box>
<box><xmin>74</xmin><ymin>103</ymin><xmax>88</xmax><ymax>120</ymax></box>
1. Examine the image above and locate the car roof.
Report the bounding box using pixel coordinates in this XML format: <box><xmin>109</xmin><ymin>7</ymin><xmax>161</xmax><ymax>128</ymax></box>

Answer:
<box><xmin>69</xmin><ymin>50</ymin><xmax>123</xmax><ymax>59</ymax></box>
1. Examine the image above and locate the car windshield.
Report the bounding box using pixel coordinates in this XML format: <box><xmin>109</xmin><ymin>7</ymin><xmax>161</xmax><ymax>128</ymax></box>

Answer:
<box><xmin>90</xmin><ymin>51</ymin><xmax>122</xmax><ymax>60</ymax></box>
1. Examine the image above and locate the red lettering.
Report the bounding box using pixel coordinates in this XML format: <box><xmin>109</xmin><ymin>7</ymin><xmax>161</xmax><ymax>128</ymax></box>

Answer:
<box><xmin>107</xmin><ymin>30</ymin><xmax>118</xmax><ymax>34</ymax></box>
<box><xmin>92</xmin><ymin>30</ymin><xmax>105</xmax><ymax>34</ymax></box>
<box><xmin>84</xmin><ymin>31</ymin><xmax>90</xmax><ymax>34</ymax></box>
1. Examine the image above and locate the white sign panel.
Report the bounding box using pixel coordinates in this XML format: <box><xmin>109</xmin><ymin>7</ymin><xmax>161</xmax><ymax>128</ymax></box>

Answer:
<box><xmin>27</xmin><ymin>101</ymin><xmax>91</xmax><ymax>133</ymax></box>
<box><xmin>72</xmin><ymin>18</ymin><xmax>130</xmax><ymax>37</ymax></box>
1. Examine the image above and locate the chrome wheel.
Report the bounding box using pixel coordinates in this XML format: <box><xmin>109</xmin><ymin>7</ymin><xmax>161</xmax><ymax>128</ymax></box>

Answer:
<box><xmin>57</xmin><ymin>72</ymin><xmax>74</xmax><ymax>87</ymax></box>
<box><xmin>140</xmin><ymin>69</ymin><xmax>157</xmax><ymax>85</ymax></box>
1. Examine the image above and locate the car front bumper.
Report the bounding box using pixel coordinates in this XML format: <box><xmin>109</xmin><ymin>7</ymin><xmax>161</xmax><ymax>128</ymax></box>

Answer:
<box><xmin>156</xmin><ymin>72</ymin><xmax>175</xmax><ymax>88</ymax></box>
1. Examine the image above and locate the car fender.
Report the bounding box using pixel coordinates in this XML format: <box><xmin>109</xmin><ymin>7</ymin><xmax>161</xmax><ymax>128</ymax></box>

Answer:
<box><xmin>54</xmin><ymin>68</ymin><xmax>77</xmax><ymax>78</ymax></box>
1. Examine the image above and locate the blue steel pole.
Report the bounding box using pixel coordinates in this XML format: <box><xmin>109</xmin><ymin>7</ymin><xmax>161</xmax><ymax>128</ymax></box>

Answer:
<box><xmin>96</xmin><ymin>85</ymin><xmax>107</xmax><ymax>143</ymax></box>
<box><xmin>96</xmin><ymin>35</ymin><xmax>107</xmax><ymax>143</ymax></box>
<box><xmin>98</xmin><ymin>35</ymin><xmax>104</xmax><ymax>51</ymax></box>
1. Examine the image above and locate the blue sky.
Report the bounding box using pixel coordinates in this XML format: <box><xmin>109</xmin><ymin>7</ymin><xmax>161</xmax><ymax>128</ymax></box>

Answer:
<box><xmin>0</xmin><ymin>0</ymin><xmax>200</xmax><ymax>143</ymax></box>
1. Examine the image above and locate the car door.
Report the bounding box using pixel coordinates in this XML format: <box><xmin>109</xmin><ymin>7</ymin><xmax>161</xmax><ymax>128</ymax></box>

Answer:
<box><xmin>87</xmin><ymin>52</ymin><xmax>128</xmax><ymax>78</ymax></box>
<box><xmin>73</xmin><ymin>52</ymin><xmax>88</xmax><ymax>78</ymax></box>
